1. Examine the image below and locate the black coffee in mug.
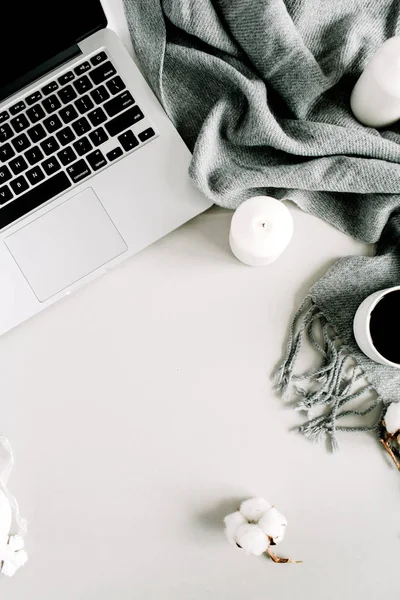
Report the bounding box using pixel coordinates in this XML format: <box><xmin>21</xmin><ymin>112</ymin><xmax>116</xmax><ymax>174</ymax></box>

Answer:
<box><xmin>369</xmin><ymin>290</ymin><xmax>400</xmax><ymax>364</ymax></box>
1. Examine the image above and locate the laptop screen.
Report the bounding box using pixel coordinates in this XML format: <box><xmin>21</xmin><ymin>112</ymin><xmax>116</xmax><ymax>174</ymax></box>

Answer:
<box><xmin>1</xmin><ymin>0</ymin><xmax>107</xmax><ymax>101</ymax></box>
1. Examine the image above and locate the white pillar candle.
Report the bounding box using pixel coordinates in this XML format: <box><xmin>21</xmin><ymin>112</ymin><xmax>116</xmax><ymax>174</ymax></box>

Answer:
<box><xmin>350</xmin><ymin>37</ymin><xmax>400</xmax><ymax>128</ymax></box>
<box><xmin>229</xmin><ymin>196</ymin><xmax>294</xmax><ymax>266</ymax></box>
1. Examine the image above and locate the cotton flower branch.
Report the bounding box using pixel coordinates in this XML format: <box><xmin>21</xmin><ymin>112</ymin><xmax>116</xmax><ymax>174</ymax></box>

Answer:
<box><xmin>224</xmin><ymin>498</ymin><xmax>301</xmax><ymax>564</ymax></box>
<box><xmin>0</xmin><ymin>488</ymin><xmax>28</xmax><ymax>577</ymax></box>
<box><xmin>0</xmin><ymin>535</ymin><xmax>28</xmax><ymax>577</ymax></box>
<box><xmin>380</xmin><ymin>403</ymin><xmax>400</xmax><ymax>471</ymax></box>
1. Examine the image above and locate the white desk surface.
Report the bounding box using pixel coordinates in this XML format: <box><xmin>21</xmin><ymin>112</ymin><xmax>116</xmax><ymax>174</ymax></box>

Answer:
<box><xmin>3</xmin><ymin>2</ymin><xmax>400</xmax><ymax>598</ymax></box>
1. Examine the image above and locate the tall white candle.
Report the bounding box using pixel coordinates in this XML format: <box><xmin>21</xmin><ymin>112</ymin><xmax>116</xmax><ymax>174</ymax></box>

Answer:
<box><xmin>351</xmin><ymin>37</ymin><xmax>400</xmax><ymax>128</ymax></box>
<box><xmin>229</xmin><ymin>196</ymin><xmax>293</xmax><ymax>266</ymax></box>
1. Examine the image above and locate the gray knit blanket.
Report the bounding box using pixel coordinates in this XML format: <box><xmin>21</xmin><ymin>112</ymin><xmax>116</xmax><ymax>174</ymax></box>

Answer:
<box><xmin>123</xmin><ymin>0</ymin><xmax>400</xmax><ymax>450</ymax></box>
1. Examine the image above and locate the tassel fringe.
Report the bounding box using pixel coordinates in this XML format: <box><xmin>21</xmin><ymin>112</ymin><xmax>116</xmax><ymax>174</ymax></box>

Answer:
<box><xmin>275</xmin><ymin>297</ymin><xmax>384</xmax><ymax>451</ymax></box>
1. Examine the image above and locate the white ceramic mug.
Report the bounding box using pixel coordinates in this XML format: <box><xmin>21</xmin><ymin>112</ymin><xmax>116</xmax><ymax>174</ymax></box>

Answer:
<box><xmin>353</xmin><ymin>286</ymin><xmax>400</xmax><ymax>368</ymax></box>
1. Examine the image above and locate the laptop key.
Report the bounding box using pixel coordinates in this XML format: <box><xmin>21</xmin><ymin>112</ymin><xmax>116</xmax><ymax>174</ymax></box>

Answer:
<box><xmin>104</xmin><ymin>91</ymin><xmax>135</xmax><ymax>118</ymax></box>
<box><xmin>0</xmin><ymin>166</ymin><xmax>12</xmax><ymax>183</ymax></box>
<box><xmin>0</xmin><ymin>143</ymin><xmax>15</xmax><ymax>162</ymax></box>
<box><xmin>0</xmin><ymin>124</ymin><xmax>14</xmax><ymax>142</ymax></box>
<box><xmin>86</xmin><ymin>150</ymin><xmax>106</xmax><ymax>171</ymax></box>
<box><xmin>118</xmin><ymin>130</ymin><xmax>139</xmax><ymax>152</ymax></box>
<box><xmin>10</xmin><ymin>114</ymin><xmax>30</xmax><ymax>133</ymax></box>
<box><xmin>72</xmin><ymin>117</ymin><xmax>91</xmax><ymax>136</ymax></box>
<box><xmin>73</xmin><ymin>136</ymin><xmax>92</xmax><ymax>156</ymax></box>
<box><xmin>25</xmin><ymin>146</ymin><xmax>44</xmax><ymax>166</ymax></box>
<box><xmin>87</xmin><ymin>108</ymin><xmax>107</xmax><ymax>127</ymax></box>
<box><xmin>42</xmin><ymin>156</ymin><xmax>61</xmax><ymax>176</ymax></box>
<box><xmin>75</xmin><ymin>95</ymin><xmax>94</xmax><ymax>115</ymax></box>
<box><xmin>10</xmin><ymin>175</ymin><xmax>29</xmax><ymax>195</ymax></box>
<box><xmin>74</xmin><ymin>62</ymin><xmax>91</xmax><ymax>75</ymax></box>
<box><xmin>9</xmin><ymin>156</ymin><xmax>28</xmax><ymax>175</ymax></box>
<box><xmin>106</xmin><ymin>147</ymin><xmax>123</xmax><ymax>161</ymax></box>
<box><xmin>58</xmin><ymin>85</ymin><xmax>77</xmax><ymax>105</ymax></box>
<box><xmin>43</xmin><ymin>115</ymin><xmax>62</xmax><ymax>134</ymax></box>
<box><xmin>106</xmin><ymin>76</ymin><xmax>126</xmax><ymax>95</ymax></box>
<box><xmin>66</xmin><ymin>159</ymin><xmax>91</xmax><ymax>183</ymax></box>
<box><xmin>89</xmin><ymin>127</ymin><xmax>108</xmax><ymax>147</ymax></box>
<box><xmin>0</xmin><ymin>112</ymin><xmax>9</xmax><ymax>124</ymax></box>
<box><xmin>0</xmin><ymin>185</ymin><xmax>12</xmax><ymax>204</ymax></box>
<box><xmin>90</xmin><ymin>85</ymin><xmax>110</xmax><ymax>105</ymax></box>
<box><xmin>58</xmin><ymin>71</ymin><xmax>75</xmax><ymax>86</ymax></box>
<box><xmin>138</xmin><ymin>128</ymin><xmax>156</xmax><ymax>143</ymax></box>
<box><xmin>56</xmin><ymin>127</ymin><xmax>75</xmax><ymax>146</ymax></box>
<box><xmin>90</xmin><ymin>62</ymin><xmax>116</xmax><ymax>85</ymax></box>
<box><xmin>40</xmin><ymin>136</ymin><xmax>60</xmax><ymax>156</ymax></box>
<box><xmin>59</xmin><ymin>105</ymin><xmax>79</xmax><ymax>125</ymax></box>
<box><xmin>42</xmin><ymin>94</ymin><xmax>61</xmax><ymax>114</ymax></box>
<box><xmin>27</xmin><ymin>123</ymin><xmax>47</xmax><ymax>143</ymax></box>
<box><xmin>42</xmin><ymin>81</ymin><xmax>59</xmax><ymax>95</ymax></box>
<box><xmin>26</xmin><ymin>91</ymin><xmax>42</xmax><ymax>106</ymax></box>
<box><xmin>26</xmin><ymin>104</ymin><xmax>46</xmax><ymax>124</ymax></box>
<box><xmin>26</xmin><ymin>165</ymin><xmax>45</xmax><ymax>186</ymax></box>
<box><xmin>12</xmin><ymin>134</ymin><xmax>31</xmax><ymax>152</ymax></box>
<box><xmin>58</xmin><ymin>146</ymin><xmax>77</xmax><ymax>166</ymax></box>
<box><xmin>0</xmin><ymin>172</ymin><xmax>71</xmax><ymax>230</ymax></box>
<box><xmin>105</xmin><ymin>106</ymin><xmax>144</xmax><ymax>137</ymax></box>
<box><xmin>74</xmin><ymin>76</ymin><xmax>93</xmax><ymax>95</ymax></box>
<box><xmin>9</xmin><ymin>102</ymin><xmax>25</xmax><ymax>115</ymax></box>
<box><xmin>90</xmin><ymin>51</ymin><xmax>107</xmax><ymax>66</ymax></box>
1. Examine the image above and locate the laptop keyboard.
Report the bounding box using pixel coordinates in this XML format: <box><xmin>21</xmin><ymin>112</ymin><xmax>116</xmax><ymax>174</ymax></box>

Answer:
<box><xmin>0</xmin><ymin>50</ymin><xmax>157</xmax><ymax>231</ymax></box>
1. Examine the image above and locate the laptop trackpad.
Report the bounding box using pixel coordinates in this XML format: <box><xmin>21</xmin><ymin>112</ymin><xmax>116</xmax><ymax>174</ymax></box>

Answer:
<box><xmin>5</xmin><ymin>188</ymin><xmax>127</xmax><ymax>302</ymax></box>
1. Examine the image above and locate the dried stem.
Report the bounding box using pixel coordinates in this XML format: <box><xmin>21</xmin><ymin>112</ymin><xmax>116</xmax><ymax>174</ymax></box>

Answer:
<box><xmin>266</xmin><ymin>546</ymin><xmax>302</xmax><ymax>564</ymax></box>
<box><xmin>380</xmin><ymin>437</ymin><xmax>400</xmax><ymax>471</ymax></box>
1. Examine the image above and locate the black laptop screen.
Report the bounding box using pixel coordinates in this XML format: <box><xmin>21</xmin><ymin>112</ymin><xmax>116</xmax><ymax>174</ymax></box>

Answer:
<box><xmin>1</xmin><ymin>0</ymin><xmax>107</xmax><ymax>101</ymax></box>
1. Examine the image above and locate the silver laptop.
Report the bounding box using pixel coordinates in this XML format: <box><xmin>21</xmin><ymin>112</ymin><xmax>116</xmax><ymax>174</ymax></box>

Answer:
<box><xmin>0</xmin><ymin>0</ymin><xmax>211</xmax><ymax>335</ymax></box>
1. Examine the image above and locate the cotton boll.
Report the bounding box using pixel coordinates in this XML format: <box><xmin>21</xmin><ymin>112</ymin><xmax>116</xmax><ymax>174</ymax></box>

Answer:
<box><xmin>258</xmin><ymin>507</ymin><xmax>287</xmax><ymax>540</ymax></box>
<box><xmin>13</xmin><ymin>549</ymin><xmax>28</xmax><ymax>568</ymax></box>
<box><xmin>235</xmin><ymin>524</ymin><xmax>269</xmax><ymax>556</ymax></box>
<box><xmin>0</xmin><ymin>540</ymin><xmax>28</xmax><ymax>577</ymax></box>
<box><xmin>240</xmin><ymin>498</ymin><xmax>270</xmax><ymax>523</ymax></box>
<box><xmin>0</xmin><ymin>541</ymin><xmax>8</xmax><ymax>562</ymax></box>
<box><xmin>384</xmin><ymin>403</ymin><xmax>400</xmax><ymax>435</ymax></box>
<box><xmin>270</xmin><ymin>532</ymin><xmax>285</xmax><ymax>546</ymax></box>
<box><xmin>1</xmin><ymin>559</ymin><xmax>17</xmax><ymax>577</ymax></box>
<box><xmin>224</xmin><ymin>511</ymin><xmax>247</xmax><ymax>544</ymax></box>
<box><xmin>8</xmin><ymin>535</ymin><xmax>24</xmax><ymax>552</ymax></box>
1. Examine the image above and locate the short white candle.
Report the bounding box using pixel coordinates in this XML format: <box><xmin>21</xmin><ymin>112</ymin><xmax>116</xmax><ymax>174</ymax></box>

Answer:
<box><xmin>351</xmin><ymin>37</ymin><xmax>400</xmax><ymax>128</ymax></box>
<box><xmin>229</xmin><ymin>196</ymin><xmax>294</xmax><ymax>266</ymax></box>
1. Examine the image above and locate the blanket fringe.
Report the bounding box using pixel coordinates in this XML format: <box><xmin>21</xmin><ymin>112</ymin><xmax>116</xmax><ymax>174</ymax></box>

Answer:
<box><xmin>275</xmin><ymin>297</ymin><xmax>384</xmax><ymax>451</ymax></box>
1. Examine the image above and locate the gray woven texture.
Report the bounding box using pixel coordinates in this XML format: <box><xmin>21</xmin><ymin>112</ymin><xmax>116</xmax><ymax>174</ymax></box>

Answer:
<box><xmin>123</xmin><ymin>0</ymin><xmax>400</xmax><ymax>408</ymax></box>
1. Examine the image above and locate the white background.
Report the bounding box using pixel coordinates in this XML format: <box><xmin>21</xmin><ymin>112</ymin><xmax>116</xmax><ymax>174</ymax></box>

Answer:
<box><xmin>3</xmin><ymin>1</ymin><xmax>400</xmax><ymax>598</ymax></box>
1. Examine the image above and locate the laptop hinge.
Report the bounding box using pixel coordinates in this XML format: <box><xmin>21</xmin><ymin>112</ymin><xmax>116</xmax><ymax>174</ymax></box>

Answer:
<box><xmin>0</xmin><ymin>44</ymin><xmax>82</xmax><ymax>103</ymax></box>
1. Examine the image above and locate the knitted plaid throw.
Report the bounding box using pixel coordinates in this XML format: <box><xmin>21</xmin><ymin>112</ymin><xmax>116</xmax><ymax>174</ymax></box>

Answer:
<box><xmin>124</xmin><ymin>0</ymin><xmax>400</xmax><ymax>450</ymax></box>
